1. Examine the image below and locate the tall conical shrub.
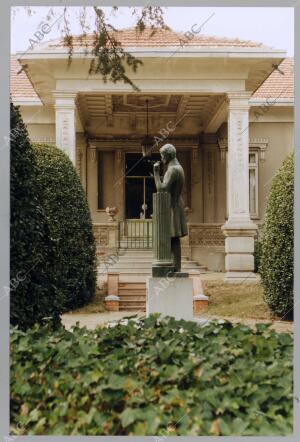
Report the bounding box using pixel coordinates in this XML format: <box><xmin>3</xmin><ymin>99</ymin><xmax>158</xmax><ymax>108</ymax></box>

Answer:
<box><xmin>10</xmin><ymin>102</ymin><xmax>63</xmax><ymax>329</ymax></box>
<box><xmin>259</xmin><ymin>153</ymin><xmax>294</xmax><ymax>319</ymax></box>
<box><xmin>32</xmin><ymin>143</ymin><xmax>96</xmax><ymax>310</ymax></box>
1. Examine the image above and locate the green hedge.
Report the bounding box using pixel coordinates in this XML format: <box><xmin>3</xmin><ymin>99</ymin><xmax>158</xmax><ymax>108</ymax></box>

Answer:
<box><xmin>11</xmin><ymin>316</ymin><xmax>293</xmax><ymax>436</ymax></box>
<box><xmin>10</xmin><ymin>103</ymin><xmax>63</xmax><ymax>329</ymax></box>
<box><xmin>33</xmin><ymin>143</ymin><xmax>96</xmax><ymax>311</ymax></box>
<box><xmin>259</xmin><ymin>153</ymin><xmax>294</xmax><ymax>318</ymax></box>
<box><xmin>254</xmin><ymin>240</ymin><xmax>262</xmax><ymax>273</ymax></box>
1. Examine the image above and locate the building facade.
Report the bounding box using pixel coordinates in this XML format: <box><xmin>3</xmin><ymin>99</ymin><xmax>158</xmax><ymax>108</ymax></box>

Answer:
<box><xmin>11</xmin><ymin>28</ymin><xmax>294</xmax><ymax>280</ymax></box>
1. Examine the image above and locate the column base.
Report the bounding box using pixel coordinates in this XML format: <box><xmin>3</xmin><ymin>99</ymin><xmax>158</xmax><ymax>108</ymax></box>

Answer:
<box><xmin>152</xmin><ymin>265</ymin><xmax>174</xmax><ymax>277</ymax></box>
<box><xmin>222</xmin><ymin>221</ymin><xmax>257</xmax><ymax>280</ymax></box>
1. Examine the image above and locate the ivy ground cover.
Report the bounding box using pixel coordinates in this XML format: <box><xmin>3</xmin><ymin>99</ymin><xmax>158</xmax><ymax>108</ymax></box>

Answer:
<box><xmin>10</xmin><ymin>315</ymin><xmax>293</xmax><ymax>435</ymax></box>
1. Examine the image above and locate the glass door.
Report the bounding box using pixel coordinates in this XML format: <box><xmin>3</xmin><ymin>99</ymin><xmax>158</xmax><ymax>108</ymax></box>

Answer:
<box><xmin>125</xmin><ymin>153</ymin><xmax>160</xmax><ymax>219</ymax></box>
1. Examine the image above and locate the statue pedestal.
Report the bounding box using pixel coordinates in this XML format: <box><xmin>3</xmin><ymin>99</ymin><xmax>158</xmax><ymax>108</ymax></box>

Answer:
<box><xmin>146</xmin><ymin>274</ymin><xmax>193</xmax><ymax>321</ymax></box>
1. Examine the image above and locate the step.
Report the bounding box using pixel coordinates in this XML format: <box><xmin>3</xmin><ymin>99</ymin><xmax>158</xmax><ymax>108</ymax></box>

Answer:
<box><xmin>119</xmin><ymin>282</ymin><xmax>146</xmax><ymax>289</ymax></box>
<box><xmin>106</xmin><ymin>261</ymin><xmax>205</xmax><ymax>271</ymax></box>
<box><xmin>119</xmin><ymin>304</ymin><xmax>146</xmax><ymax>311</ymax></box>
<box><xmin>119</xmin><ymin>295</ymin><xmax>146</xmax><ymax>302</ymax></box>
<box><xmin>100</xmin><ymin>255</ymin><xmax>199</xmax><ymax>265</ymax></box>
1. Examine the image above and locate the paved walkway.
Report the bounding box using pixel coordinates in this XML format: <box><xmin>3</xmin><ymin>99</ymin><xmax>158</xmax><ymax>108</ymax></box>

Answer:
<box><xmin>62</xmin><ymin>311</ymin><xmax>145</xmax><ymax>330</ymax></box>
<box><xmin>61</xmin><ymin>310</ymin><xmax>293</xmax><ymax>334</ymax></box>
<box><xmin>203</xmin><ymin>314</ymin><xmax>293</xmax><ymax>334</ymax></box>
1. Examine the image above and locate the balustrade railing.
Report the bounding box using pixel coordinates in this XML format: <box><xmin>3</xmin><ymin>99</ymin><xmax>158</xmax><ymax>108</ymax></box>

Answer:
<box><xmin>119</xmin><ymin>219</ymin><xmax>153</xmax><ymax>249</ymax></box>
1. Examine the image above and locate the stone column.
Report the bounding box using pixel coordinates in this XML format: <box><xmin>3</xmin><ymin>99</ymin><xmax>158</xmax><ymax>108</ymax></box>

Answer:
<box><xmin>222</xmin><ymin>92</ymin><xmax>257</xmax><ymax>282</ymax></box>
<box><xmin>114</xmin><ymin>149</ymin><xmax>125</xmax><ymax>220</ymax></box>
<box><xmin>54</xmin><ymin>92</ymin><xmax>77</xmax><ymax>164</ymax></box>
<box><xmin>152</xmin><ymin>191</ymin><xmax>174</xmax><ymax>276</ymax></box>
<box><xmin>87</xmin><ymin>142</ymin><xmax>98</xmax><ymax>217</ymax></box>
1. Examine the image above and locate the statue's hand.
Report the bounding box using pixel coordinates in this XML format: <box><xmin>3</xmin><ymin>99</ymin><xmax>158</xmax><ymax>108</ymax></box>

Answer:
<box><xmin>153</xmin><ymin>161</ymin><xmax>161</xmax><ymax>172</ymax></box>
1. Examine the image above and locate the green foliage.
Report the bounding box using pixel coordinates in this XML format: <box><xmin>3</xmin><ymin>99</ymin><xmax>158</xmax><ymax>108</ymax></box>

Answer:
<box><xmin>254</xmin><ymin>240</ymin><xmax>262</xmax><ymax>273</ymax></box>
<box><xmin>10</xmin><ymin>103</ymin><xmax>63</xmax><ymax>329</ymax></box>
<box><xmin>32</xmin><ymin>143</ymin><xmax>96</xmax><ymax>311</ymax></box>
<box><xmin>10</xmin><ymin>316</ymin><xmax>293</xmax><ymax>435</ymax></box>
<box><xmin>259</xmin><ymin>153</ymin><xmax>294</xmax><ymax>318</ymax></box>
<box><xmin>61</xmin><ymin>6</ymin><xmax>168</xmax><ymax>91</ymax></box>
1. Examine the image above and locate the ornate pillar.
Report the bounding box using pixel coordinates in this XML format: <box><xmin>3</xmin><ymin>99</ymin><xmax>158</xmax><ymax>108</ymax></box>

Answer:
<box><xmin>152</xmin><ymin>192</ymin><xmax>173</xmax><ymax>276</ymax></box>
<box><xmin>54</xmin><ymin>92</ymin><xmax>77</xmax><ymax>164</ymax></box>
<box><xmin>114</xmin><ymin>149</ymin><xmax>125</xmax><ymax>220</ymax></box>
<box><xmin>222</xmin><ymin>92</ymin><xmax>257</xmax><ymax>282</ymax></box>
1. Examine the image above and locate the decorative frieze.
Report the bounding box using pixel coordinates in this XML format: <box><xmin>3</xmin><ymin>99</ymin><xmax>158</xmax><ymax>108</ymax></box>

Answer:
<box><xmin>217</xmin><ymin>137</ymin><xmax>269</xmax><ymax>162</ymax></box>
<box><xmin>188</xmin><ymin>224</ymin><xmax>225</xmax><ymax>247</ymax></box>
<box><xmin>93</xmin><ymin>223</ymin><xmax>118</xmax><ymax>248</ymax></box>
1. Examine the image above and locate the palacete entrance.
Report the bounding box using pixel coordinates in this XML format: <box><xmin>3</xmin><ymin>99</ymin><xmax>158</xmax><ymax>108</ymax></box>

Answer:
<box><xmin>121</xmin><ymin>153</ymin><xmax>161</xmax><ymax>249</ymax></box>
<box><xmin>124</xmin><ymin>153</ymin><xmax>161</xmax><ymax>219</ymax></box>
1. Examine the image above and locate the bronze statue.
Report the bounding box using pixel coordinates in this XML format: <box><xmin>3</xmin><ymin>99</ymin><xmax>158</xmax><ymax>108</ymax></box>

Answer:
<box><xmin>153</xmin><ymin>143</ymin><xmax>188</xmax><ymax>272</ymax></box>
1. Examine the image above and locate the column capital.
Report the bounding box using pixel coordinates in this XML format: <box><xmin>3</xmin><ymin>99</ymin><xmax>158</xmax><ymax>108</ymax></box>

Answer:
<box><xmin>227</xmin><ymin>91</ymin><xmax>252</xmax><ymax>100</ymax></box>
<box><xmin>53</xmin><ymin>91</ymin><xmax>77</xmax><ymax>109</ymax></box>
<box><xmin>226</xmin><ymin>91</ymin><xmax>252</xmax><ymax>111</ymax></box>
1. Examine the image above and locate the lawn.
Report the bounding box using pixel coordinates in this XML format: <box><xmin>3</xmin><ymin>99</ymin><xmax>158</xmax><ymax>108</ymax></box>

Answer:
<box><xmin>203</xmin><ymin>280</ymin><xmax>273</xmax><ymax>320</ymax></box>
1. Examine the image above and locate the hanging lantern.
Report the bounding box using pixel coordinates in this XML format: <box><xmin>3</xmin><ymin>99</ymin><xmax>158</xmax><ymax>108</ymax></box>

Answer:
<box><xmin>141</xmin><ymin>99</ymin><xmax>155</xmax><ymax>157</ymax></box>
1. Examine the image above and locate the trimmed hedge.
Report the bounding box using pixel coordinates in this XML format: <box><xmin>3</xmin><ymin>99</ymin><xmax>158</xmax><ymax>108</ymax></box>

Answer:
<box><xmin>10</xmin><ymin>103</ymin><xmax>63</xmax><ymax>329</ymax></box>
<box><xmin>10</xmin><ymin>316</ymin><xmax>293</xmax><ymax>436</ymax></box>
<box><xmin>259</xmin><ymin>153</ymin><xmax>294</xmax><ymax>319</ymax></box>
<box><xmin>33</xmin><ymin>143</ymin><xmax>97</xmax><ymax>311</ymax></box>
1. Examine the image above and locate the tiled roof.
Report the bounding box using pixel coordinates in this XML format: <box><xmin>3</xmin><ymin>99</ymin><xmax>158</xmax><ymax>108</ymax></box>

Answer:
<box><xmin>10</xmin><ymin>29</ymin><xmax>294</xmax><ymax>104</ymax></box>
<box><xmin>47</xmin><ymin>27</ymin><xmax>265</xmax><ymax>49</ymax></box>
<box><xmin>10</xmin><ymin>55</ymin><xmax>41</xmax><ymax>102</ymax></box>
<box><xmin>252</xmin><ymin>58</ymin><xmax>294</xmax><ymax>99</ymax></box>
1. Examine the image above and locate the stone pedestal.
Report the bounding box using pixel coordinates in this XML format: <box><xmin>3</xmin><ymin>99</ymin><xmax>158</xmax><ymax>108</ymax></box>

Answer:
<box><xmin>222</xmin><ymin>226</ymin><xmax>258</xmax><ymax>282</ymax></box>
<box><xmin>105</xmin><ymin>295</ymin><xmax>120</xmax><ymax>311</ymax></box>
<box><xmin>146</xmin><ymin>275</ymin><xmax>193</xmax><ymax>321</ymax></box>
<box><xmin>152</xmin><ymin>191</ymin><xmax>174</xmax><ymax>277</ymax></box>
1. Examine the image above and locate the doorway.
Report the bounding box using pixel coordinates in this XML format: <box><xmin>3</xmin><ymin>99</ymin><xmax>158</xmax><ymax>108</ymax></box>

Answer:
<box><xmin>125</xmin><ymin>153</ymin><xmax>161</xmax><ymax>219</ymax></box>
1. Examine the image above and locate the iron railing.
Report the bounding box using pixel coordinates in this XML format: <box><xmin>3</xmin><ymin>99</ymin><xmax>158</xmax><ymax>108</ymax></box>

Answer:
<box><xmin>119</xmin><ymin>219</ymin><xmax>153</xmax><ymax>249</ymax></box>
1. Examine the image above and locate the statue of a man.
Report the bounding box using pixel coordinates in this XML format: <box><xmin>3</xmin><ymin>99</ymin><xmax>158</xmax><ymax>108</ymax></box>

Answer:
<box><xmin>153</xmin><ymin>143</ymin><xmax>188</xmax><ymax>272</ymax></box>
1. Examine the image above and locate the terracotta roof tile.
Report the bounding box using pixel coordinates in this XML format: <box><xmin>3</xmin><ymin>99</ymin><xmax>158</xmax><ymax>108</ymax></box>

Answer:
<box><xmin>47</xmin><ymin>27</ymin><xmax>265</xmax><ymax>49</ymax></box>
<box><xmin>10</xmin><ymin>28</ymin><xmax>294</xmax><ymax>103</ymax></box>
<box><xmin>252</xmin><ymin>58</ymin><xmax>294</xmax><ymax>99</ymax></box>
<box><xmin>10</xmin><ymin>55</ymin><xmax>40</xmax><ymax>102</ymax></box>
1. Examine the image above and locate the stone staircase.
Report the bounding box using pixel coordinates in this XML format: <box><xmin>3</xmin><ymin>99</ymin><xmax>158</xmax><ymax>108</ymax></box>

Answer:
<box><xmin>98</xmin><ymin>249</ymin><xmax>208</xmax><ymax>311</ymax></box>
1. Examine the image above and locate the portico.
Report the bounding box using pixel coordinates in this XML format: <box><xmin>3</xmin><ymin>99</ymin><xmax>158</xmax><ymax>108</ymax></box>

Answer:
<box><xmin>15</xmin><ymin>27</ymin><xmax>289</xmax><ymax>280</ymax></box>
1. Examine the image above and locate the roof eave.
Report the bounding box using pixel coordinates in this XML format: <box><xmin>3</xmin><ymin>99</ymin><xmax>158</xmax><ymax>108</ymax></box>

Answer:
<box><xmin>250</xmin><ymin>97</ymin><xmax>294</xmax><ymax>106</ymax></box>
<box><xmin>16</xmin><ymin>47</ymin><xmax>287</xmax><ymax>60</ymax></box>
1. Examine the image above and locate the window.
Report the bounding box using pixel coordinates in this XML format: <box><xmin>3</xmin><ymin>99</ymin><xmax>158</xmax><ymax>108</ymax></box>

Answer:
<box><xmin>249</xmin><ymin>151</ymin><xmax>259</xmax><ymax>218</ymax></box>
<box><xmin>225</xmin><ymin>150</ymin><xmax>259</xmax><ymax>219</ymax></box>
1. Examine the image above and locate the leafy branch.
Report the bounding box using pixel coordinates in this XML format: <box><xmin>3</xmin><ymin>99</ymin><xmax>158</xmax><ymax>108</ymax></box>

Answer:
<box><xmin>60</xmin><ymin>6</ymin><xmax>169</xmax><ymax>91</ymax></box>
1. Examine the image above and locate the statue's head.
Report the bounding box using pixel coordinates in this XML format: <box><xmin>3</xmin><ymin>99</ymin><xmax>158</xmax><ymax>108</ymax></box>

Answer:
<box><xmin>160</xmin><ymin>143</ymin><xmax>176</xmax><ymax>164</ymax></box>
